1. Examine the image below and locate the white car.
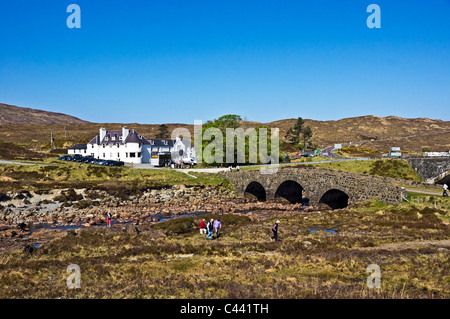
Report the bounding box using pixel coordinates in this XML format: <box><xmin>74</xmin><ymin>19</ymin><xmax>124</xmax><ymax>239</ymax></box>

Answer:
<box><xmin>182</xmin><ymin>157</ymin><xmax>198</xmax><ymax>165</ymax></box>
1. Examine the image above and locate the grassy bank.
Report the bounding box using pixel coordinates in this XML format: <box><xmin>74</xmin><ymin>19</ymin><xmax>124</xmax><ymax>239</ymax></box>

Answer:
<box><xmin>0</xmin><ymin>200</ymin><xmax>448</xmax><ymax>298</ymax></box>
<box><xmin>0</xmin><ymin>161</ymin><xmax>230</xmax><ymax>192</ymax></box>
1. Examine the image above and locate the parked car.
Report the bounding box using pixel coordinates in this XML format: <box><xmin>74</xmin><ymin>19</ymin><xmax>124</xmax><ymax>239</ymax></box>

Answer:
<box><xmin>182</xmin><ymin>157</ymin><xmax>198</xmax><ymax>165</ymax></box>
<box><xmin>113</xmin><ymin>161</ymin><xmax>124</xmax><ymax>167</ymax></box>
<box><xmin>104</xmin><ymin>160</ymin><xmax>114</xmax><ymax>166</ymax></box>
<box><xmin>88</xmin><ymin>158</ymin><xmax>100</xmax><ymax>165</ymax></box>
<box><xmin>58</xmin><ymin>155</ymin><xmax>72</xmax><ymax>161</ymax></box>
<box><xmin>81</xmin><ymin>156</ymin><xmax>94</xmax><ymax>163</ymax></box>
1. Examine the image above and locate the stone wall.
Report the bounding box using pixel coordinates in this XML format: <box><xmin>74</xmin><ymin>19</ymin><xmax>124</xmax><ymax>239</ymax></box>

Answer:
<box><xmin>221</xmin><ymin>167</ymin><xmax>408</xmax><ymax>205</ymax></box>
<box><xmin>406</xmin><ymin>157</ymin><xmax>450</xmax><ymax>184</ymax></box>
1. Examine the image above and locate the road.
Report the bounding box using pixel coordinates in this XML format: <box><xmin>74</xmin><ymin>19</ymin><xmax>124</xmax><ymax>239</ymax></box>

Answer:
<box><xmin>0</xmin><ymin>160</ymin><xmax>51</xmax><ymax>166</ymax></box>
<box><xmin>404</xmin><ymin>187</ymin><xmax>443</xmax><ymax>196</ymax></box>
<box><xmin>320</xmin><ymin>146</ymin><xmax>338</xmax><ymax>158</ymax></box>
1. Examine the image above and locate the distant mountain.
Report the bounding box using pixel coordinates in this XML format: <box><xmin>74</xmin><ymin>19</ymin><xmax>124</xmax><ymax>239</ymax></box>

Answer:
<box><xmin>0</xmin><ymin>103</ymin><xmax>88</xmax><ymax>124</ymax></box>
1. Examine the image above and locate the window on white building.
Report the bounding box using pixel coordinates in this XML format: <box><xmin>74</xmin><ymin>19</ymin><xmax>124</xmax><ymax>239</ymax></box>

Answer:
<box><xmin>130</xmin><ymin>153</ymin><xmax>136</xmax><ymax>158</ymax></box>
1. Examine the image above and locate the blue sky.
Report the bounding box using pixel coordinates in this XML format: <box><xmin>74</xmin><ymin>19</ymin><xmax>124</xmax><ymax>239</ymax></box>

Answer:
<box><xmin>0</xmin><ymin>0</ymin><xmax>449</xmax><ymax>124</ymax></box>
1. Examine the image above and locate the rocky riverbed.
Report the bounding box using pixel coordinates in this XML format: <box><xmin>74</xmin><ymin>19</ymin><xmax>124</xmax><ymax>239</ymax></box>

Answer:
<box><xmin>0</xmin><ymin>185</ymin><xmax>318</xmax><ymax>254</ymax></box>
<box><xmin>0</xmin><ymin>185</ymin><xmax>237</xmax><ymax>226</ymax></box>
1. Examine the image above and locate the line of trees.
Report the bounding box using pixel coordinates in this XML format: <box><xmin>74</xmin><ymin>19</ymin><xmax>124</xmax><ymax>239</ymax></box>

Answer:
<box><xmin>285</xmin><ymin>117</ymin><xmax>313</xmax><ymax>151</ymax></box>
<box><xmin>199</xmin><ymin>114</ymin><xmax>281</xmax><ymax>166</ymax></box>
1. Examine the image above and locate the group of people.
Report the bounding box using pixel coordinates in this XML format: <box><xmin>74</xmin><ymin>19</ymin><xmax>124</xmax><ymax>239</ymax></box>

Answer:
<box><xmin>171</xmin><ymin>160</ymin><xmax>195</xmax><ymax>169</ymax></box>
<box><xmin>199</xmin><ymin>218</ymin><xmax>281</xmax><ymax>242</ymax></box>
<box><xmin>228</xmin><ymin>166</ymin><xmax>240</xmax><ymax>172</ymax></box>
<box><xmin>199</xmin><ymin>218</ymin><xmax>222</xmax><ymax>239</ymax></box>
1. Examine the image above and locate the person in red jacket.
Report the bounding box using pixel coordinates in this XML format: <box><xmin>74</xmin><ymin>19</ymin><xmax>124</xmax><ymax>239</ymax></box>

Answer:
<box><xmin>199</xmin><ymin>219</ymin><xmax>207</xmax><ymax>234</ymax></box>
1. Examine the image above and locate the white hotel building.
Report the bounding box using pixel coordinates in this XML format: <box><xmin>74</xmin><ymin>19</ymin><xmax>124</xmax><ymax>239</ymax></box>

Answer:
<box><xmin>68</xmin><ymin>127</ymin><xmax>195</xmax><ymax>165</ymax></box>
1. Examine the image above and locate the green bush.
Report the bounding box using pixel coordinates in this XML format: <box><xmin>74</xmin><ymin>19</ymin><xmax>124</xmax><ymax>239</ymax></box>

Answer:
<box><xmin>152</xmin><ymin>216</ymin><xmax>197</xmax><ymax>235</ymax></box>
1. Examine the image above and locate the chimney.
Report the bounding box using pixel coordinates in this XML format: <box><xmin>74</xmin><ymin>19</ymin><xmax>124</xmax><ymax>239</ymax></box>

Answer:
<box><xmin>122</xmin><ymin>127</ymin><xmax>129</xmax><ymax>140</ymax></box>
<box><xmin>99</xmin><ymin>128</ymin><xmax>106</xmax><ymax>142</ymax></box>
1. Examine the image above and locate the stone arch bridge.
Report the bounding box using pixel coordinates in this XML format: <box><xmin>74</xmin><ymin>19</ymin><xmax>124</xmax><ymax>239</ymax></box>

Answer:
<box><xmin>222</xmin><ymin>167</ymin><xmax>407</xmax><ymax>209</ymax></box>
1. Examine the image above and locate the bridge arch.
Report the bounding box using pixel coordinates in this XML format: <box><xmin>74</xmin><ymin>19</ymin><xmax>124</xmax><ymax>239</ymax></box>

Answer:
<box><xmin>244</xmin><ymin>181</ymin><xmax>266</xmax><ymax>201</ymax></box>
<box><xmin>435</xmin><ymin>170</ymin><xmax>450</xmax><ymax>185</ymax></box>
<box><xmin>275</xmin><ymin>180</ymin><xmax>304</xmax><ymax>204</ymax></box>
<box><xmin>319</xmin><ymin>189</ymin><xmax>349</xmax><ymax>209</ymax></box>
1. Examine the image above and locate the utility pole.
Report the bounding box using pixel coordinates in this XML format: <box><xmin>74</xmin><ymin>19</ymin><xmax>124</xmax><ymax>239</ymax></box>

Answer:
<box><xmin>51</xmin><ymin>129</ymin><xmax>55</xmax><ymax>149</ymax></box>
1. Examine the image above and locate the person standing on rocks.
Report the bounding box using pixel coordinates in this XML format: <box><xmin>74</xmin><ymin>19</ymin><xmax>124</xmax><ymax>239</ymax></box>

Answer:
<box><xmin>213</xmin><ymin>218</ymin><xmax>222</xmax><ymax>238</ymax></box>
<box><xmin>443</xmin><ymin>183</ymin><xmax>449</xmax><ymax>197</ymax></box>
<box><xmin>199</xmin><ymin>218</ymin><xmax>207</xmax><ymax>234</ymax></box>
<box><xmin>106</xmin><ymin>211</ymin><xmax>112</xmax><ymax>227</ymax></box>
<box><xmin>271</xmin><ymin>220</ymin><xmax>280</xmax><ymax>241</ymax></box>
<box><xmin>206</xmin><ymin>218</ymin><xmax>214</xmax><ymax>239</ymax></box>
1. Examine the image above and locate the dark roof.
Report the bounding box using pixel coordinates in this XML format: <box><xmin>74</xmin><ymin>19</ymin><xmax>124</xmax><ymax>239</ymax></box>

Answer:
<box><xmin>88</xmin><ymin>136</ymin><xmax>99</xmax><ymax>145</ymax></box>
<box><xmin>146</xmin><ymin>139</ymin><xmax>175</xmax><ymax>147</ymax></box>
<box><xmin>87</xmin><ymin>129</ymin><xmax>152</xmax><ymax>146</ymax></box>
<box><xmin>126</xmin><ymin>131</ymin><xmax>150</xmax><ymax>145</ymax></box>
<box><xmin>69</xmin><ymin>143</ymin><xmax>87</xmax><ymax>150</ymax></box>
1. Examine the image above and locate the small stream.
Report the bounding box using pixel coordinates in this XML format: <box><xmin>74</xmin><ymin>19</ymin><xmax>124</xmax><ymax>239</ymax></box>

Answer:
<box><xmin>26</xmin><ymin>211</ymin><xmax>209</xmax><ymax>235</ymax></box>
<box><xmin>308</xmin><ymin>227</ymin><xmax>339</xmax><ymax>234</ymax></box>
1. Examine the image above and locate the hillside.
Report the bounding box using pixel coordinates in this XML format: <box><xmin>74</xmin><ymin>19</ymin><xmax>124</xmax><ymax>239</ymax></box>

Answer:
<box><xmin>249</xmin><ymin>115</ymin><xmax>450</xmax><ymax>153</ymax></box>
<box><xmin>0</xmin><ymin>103</ymin><xmax>88</xmax><ymax>125</ymax></box>
<box><xmin>1</xmin><ymin>103</ymin><xmax>449</xmax><ymax>154</ymax></box>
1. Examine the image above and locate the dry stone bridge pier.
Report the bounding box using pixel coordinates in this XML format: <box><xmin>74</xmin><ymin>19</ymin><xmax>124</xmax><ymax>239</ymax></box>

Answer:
<box><xmin>222</xmin><ymin>167</ymin><xmax>408</xmax><ymax>209</ymax></box>
<box><xmin>406</xmin><ymin>157</ymin><xmax>450</xmax><ymax>184</ymax></box>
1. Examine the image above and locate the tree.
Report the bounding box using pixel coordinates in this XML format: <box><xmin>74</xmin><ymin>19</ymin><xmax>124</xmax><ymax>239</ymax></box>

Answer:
<box><xmin>156</xmin><ymin>124</ymin><xmax>169</xmax><ymax>139</ymax></box>
<box><xmin>285</xmin><ymin>117</ymin><xmax>304</xmax><ymax>145</ymax></box>
<box><xmin>302</xmin><ymin>126</ymin><xmax>313</xmax><ymax>150</ymax></box>
<box><xmin>200</xmin><ymin>114</ymin><xmax>279</xmax><ymax>166</ymax></box>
